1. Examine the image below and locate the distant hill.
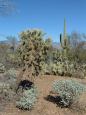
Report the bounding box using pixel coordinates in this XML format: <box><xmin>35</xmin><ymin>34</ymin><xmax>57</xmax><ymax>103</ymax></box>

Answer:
<box><xmin>0</xmin><ymin>40</ymin><xmax>8</xmax><ymax>44</ymax></box>
<box><xmin>0</xmin><ymin>40</ymin><xmax>85</xmax><ymax>49</ymax></box>
<box><xmin>52</xmin><ymin>42</ymin><xmax>61</xmax><ymax>49</ymax></box>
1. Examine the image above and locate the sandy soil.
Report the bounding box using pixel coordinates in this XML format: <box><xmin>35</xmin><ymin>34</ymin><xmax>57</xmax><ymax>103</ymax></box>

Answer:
<box><xmin>0</xmin><ymin>75</ymin><xmax>86</xmax><ymax>115</ymax></box>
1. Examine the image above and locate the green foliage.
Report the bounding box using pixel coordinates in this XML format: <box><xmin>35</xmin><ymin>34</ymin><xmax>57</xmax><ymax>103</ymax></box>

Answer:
<box><xmin>0</xmin><ymin>63</ymin><xmax>5</xmax><ymax>73</ymax></box>
<box><xmin>16</xmin><ymin>87</ymin><xmax>38</xmax><ymax>110</ymax></box>
<box><xmin>52</xmin><ymin>80</ymin><xmax>86</xmax><ymax>107</ymax></box>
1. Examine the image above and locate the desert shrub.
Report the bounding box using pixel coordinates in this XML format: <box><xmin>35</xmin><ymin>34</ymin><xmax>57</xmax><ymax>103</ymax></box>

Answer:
<box><xmin>0</xmin><ymin>82</ymin><xmax>16</xmax><ymax>102</ymax></box>
<box><xmin>0</xmin><ymin>63</ymin><xmax>5</xmax><ymax>73</ymax></box>
<box><xmin>6</xmin><ymin>68</ymin><xmax>17</xmax><ymax>80</ymax></box>
<box><xmin>40</xmin><ymin>63</ymin><xmax>56</xmax><ymax>75</ymax></box>
<box><xmin>6</xmin><ymin>52</ymin><xmax>20</xmax><ymax>69</ymax></box>
<box><xmin>16</xmin><ymin>87</ymin><xmax>38</xmax><ymax>110</ymax></box>
<box><xmin>0</xmin><ymin>69</ymin><xmax>17</xmax><ymax>103</ymax></box>
<box><xmin>0</xmin><ymin>43</ymin><xmax>9</xmax><ymax>64</ymax></box>
<box><xmin>4</xmin><ymin>68</ymin><xmax>17</xmax><ymax>90</ymax></box>
<box><xmin>0</xmin><ymin>68</ymin><xmax>17</xmax><ymax>82</ymax></box>
<box><xmin>52</xmin><ymin>79</ymin><xmax>86</xmax><ymax>107</ymax></box>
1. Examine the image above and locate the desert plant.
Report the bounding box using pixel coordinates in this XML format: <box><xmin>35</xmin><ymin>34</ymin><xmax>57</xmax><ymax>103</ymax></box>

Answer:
<box><xmin>52</xmin><ymin>79</ymin><xmax>86</xmax><ymax>107</ymax></box>
<box><xmin>4</xmin><ymin>68</ymin><xmax>17</xmax><ymax>90</ymax></box>
<box><xmin>16</xmin><ymin>87</ymin><xmax>38</xmax><ymax>110</ymax></box>
<box><xmin>17</xmin><ymin>29</ymin><xmax>52</xmax><ymax>80</ymax></box>
<box><xmin>0</xmin><ymin>82</ymin><xmax>16</xmax><ymax>102</ymax></box>
<box><xmin>4</xmin><ymin>68</ymin><xmax>17</xmax><ymax>82</ymax></box>
<box><xmin>0</xmin><ymin>63</ymin><xmax>5</xmax><ymax>73</ymax></box>
<box><xmin>60</xmin><ymin>19</ymin><xmax>70</xmax><ymax>57</ymax></box>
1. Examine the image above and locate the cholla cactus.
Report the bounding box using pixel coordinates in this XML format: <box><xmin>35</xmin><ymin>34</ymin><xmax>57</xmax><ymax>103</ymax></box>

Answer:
<box><xmin>18</xmin><ymin>29</ymin><xmax>44</xmax><ymax>79</ymax></box>
<box><xmin>18</xmin><ymin>29</ymin><xmax>52</xmax><ymax>81</ymax></box>
<box><xmin>57</xmin><ymin>62</ymin><xmax>64</xmax><ymax>76</ymax></box>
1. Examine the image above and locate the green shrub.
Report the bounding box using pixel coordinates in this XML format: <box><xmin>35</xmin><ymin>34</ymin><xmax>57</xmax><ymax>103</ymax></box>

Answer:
<box><xmin>16</xmin><ymin>87</ymin><xmax>38</xmax><ymax>110</ymax></box>
<box><xmin>52</xmin><ymin>79</ymin><xmax>86</xmax><ymax>107</ymax></box>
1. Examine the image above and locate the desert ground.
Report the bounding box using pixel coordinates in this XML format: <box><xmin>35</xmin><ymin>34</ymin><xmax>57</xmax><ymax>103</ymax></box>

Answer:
<box><xmin>0</xmin><ymin>75</ymin><xmax>86</xmax><ymax>115</ymax></box>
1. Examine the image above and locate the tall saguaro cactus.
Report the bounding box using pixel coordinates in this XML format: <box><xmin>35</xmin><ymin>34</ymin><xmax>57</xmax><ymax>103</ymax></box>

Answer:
<box><xmin>60</xmin><ymin>19</ymin><xmax>69</xmax><ymax>57</ymax></box>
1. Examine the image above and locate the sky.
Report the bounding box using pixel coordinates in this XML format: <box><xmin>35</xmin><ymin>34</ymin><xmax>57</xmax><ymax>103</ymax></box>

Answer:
<box><xmin>0</xmin><ymin>0</ymin><xmax>86</xmax><ymax>42</ymax></box>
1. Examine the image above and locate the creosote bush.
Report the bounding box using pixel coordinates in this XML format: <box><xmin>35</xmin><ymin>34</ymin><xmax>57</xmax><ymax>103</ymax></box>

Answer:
<box><xmin>16</xmin><ymin>87</ymin><xmax>38</xmax><ymax>110</ymax></box>
<box><xmin>52</xmin><ymin>79</ymin><xmax>86</xmax><ymax>107</ymax></box>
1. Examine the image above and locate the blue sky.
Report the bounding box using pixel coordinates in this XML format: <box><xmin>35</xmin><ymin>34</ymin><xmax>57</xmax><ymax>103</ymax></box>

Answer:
<box><xmin>0</xmin><ymin>0</ymin><xmax>86</xmax><ymax>42</ymax></box>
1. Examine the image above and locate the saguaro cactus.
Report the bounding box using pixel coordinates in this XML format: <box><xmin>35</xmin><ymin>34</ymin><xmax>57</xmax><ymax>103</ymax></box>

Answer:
<box><xmin>60</xmin><ymin>19</ymin><xmax>69</xmax><ymax>56</ymax></box>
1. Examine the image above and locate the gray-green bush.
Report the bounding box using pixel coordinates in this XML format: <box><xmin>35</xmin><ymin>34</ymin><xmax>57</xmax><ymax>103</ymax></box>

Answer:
<box><xmin>16</xmin><ymin>87</ymin><xmax>38</xmax><ymax>110</ymax></box>
<box><xmin>52</xmin><ymin>79</ymin><xmax>86</xmax><ymax>107</ymax></box>
<box><xmin>0</xmin><ymin>82</ymin><xmax>15</xmax><ymax>102</ymax></box>
<box><xmin>4</xmin><ymin>68</ymin><xmax>17</xmax><ymax>90</ymax></box>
